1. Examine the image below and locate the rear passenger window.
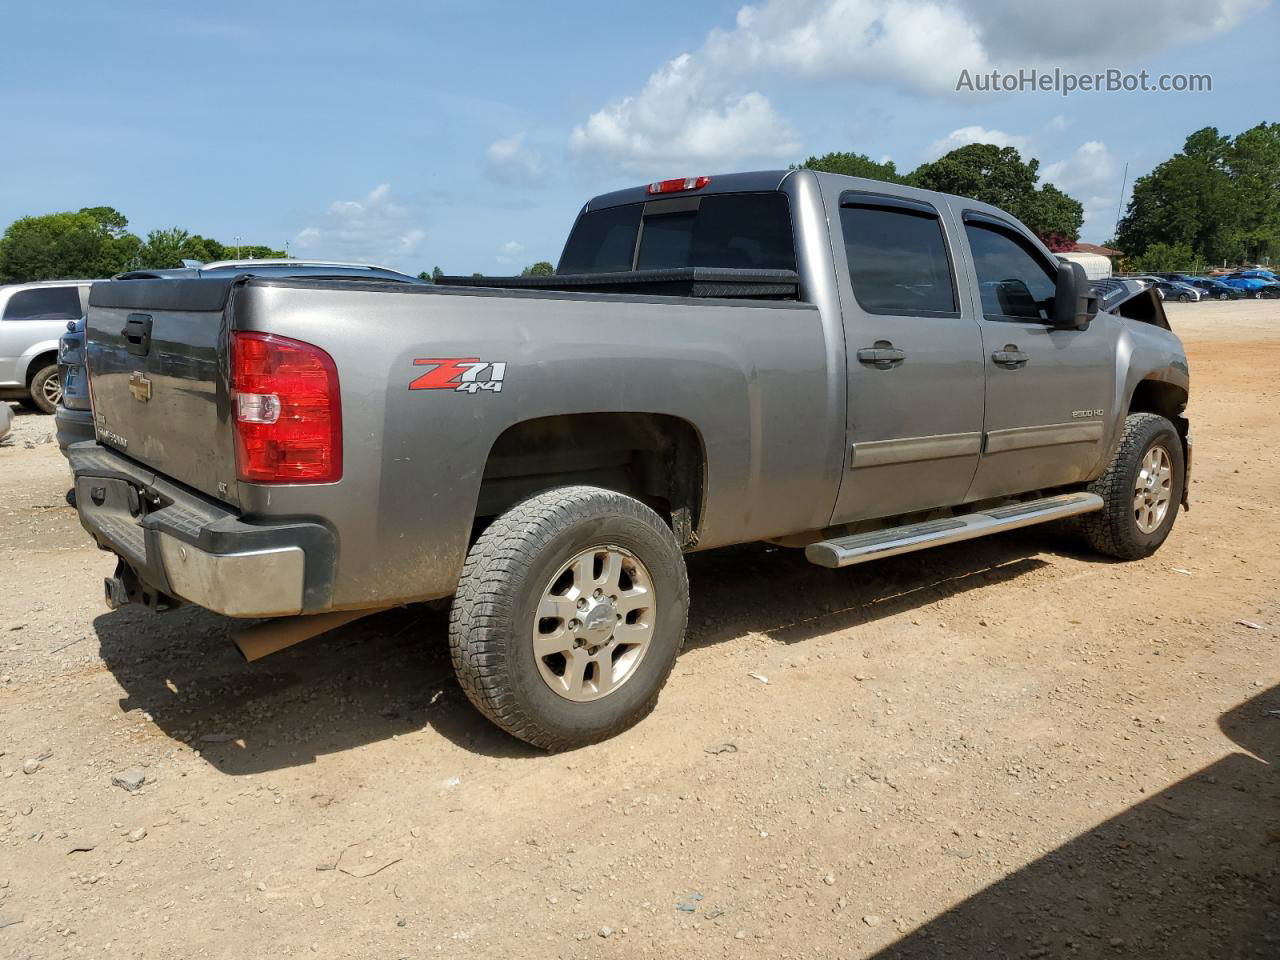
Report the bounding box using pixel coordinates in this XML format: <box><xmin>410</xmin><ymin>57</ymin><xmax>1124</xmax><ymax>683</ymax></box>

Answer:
<box><xmin>964</xmin><ymin>221</ymin><xmax>1058</xmax><ymax>322</ymax></box>
<box><xmin>3</xmin><ymin>286</ymin><xmax>84</xmax><ymax>321</ymax></box>
<box><xmin>840</xmin><ymin>202</ymin><xmax>957</xmax><ymax>316</ymax></box>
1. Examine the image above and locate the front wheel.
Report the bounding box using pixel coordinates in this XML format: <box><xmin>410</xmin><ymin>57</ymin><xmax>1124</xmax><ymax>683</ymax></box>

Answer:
<box><xmin>1219</xmin><ymin>292</ymin><xmax>1229</xmax><ymax>301</ymax></box>
<box><xmin>1080</xmin><ymin>413</ymin><xmax>1184</xmax><ymax>560</ymax></box>
<box><xmin>1178</xmin><ymin>293</ymin><xmax>1191</xmax><ymax>302</ymax></box>
<box><xmin>449</xmin><ymin>486</ymin><xmax>689</xmax><ymax>750</ymax></box>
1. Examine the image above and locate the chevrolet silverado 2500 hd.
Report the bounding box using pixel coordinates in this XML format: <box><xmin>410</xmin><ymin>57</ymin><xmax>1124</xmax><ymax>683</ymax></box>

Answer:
<box><xmin>71</xmin><ymin>170</ymin><xmax>1191</xmax><ymax>749</ymax></box>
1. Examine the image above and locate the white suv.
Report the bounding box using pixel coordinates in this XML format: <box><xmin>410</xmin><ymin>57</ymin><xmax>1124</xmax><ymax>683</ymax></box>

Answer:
<box><xmin>0</xmin><ymin>280</ymin><xmax>97</xmax><ymax>413</ymax></box>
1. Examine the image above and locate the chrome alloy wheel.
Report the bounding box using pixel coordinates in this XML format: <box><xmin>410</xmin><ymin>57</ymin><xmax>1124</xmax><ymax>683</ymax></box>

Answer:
<box><xmin>42</xmin><ymin>372</ymin><xmax>63</xmax><ymax>406</ymax></box>
<box><xmin>532</xmin><ymin>545</ymin><xmax>656</xmax><ymax>702</ymax></box>
<box><xmin>1133</xmin><ymin>444</ymin><xmax>1173</xmax><ymax>534</ymax></box>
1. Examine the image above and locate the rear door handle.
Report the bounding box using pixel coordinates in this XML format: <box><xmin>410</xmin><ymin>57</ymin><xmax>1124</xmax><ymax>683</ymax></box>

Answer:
<box><xmin>857</xmin><ymin>345</ymin><xmax>907</xmax><ymax>367</ymax></box>
<box><xmin>991</xmin><ymin>347</ymin><xmax>1029</xmax><ymax>368</ymax></box>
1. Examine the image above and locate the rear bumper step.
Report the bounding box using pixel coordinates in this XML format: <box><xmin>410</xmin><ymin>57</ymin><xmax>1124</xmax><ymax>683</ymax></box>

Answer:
<box><xmin>805</xmin><ymin>492</ymin><xmax>1103</xmax><ymax>569</ymax></box>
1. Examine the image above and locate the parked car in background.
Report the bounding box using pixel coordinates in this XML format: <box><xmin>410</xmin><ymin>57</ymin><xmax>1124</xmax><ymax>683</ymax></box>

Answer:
<box><xmin>1187</xmin><ymin>278</ymin><xmax>1244</xmax><ymax>300</ymax></box>
<box><xmin>54</xmin><ymin>260</ymin><xmax>425</xmax><ymax>455</ymax></box>
<box><xmin>1220</xmin><ymin>274</ymin><xmax>1280</xmax><ymax>298</ymax></box>
<box><xmin>0</xmin><ymin>280</ymin><xmax>99</xmax><ymax>413</ymax></box>
<box><xmin>55</xmin><ymin>316</ymin><xmax>92</xmax><ymax>453</ymax></box>
<box><xmin>1150</xmin><ymin>280</ymin><xmax>1201</xmax><ymax>302</ymax></box>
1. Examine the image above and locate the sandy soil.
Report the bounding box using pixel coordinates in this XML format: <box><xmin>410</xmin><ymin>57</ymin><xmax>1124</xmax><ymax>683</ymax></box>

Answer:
<box><xmin>1</xmin><ymin>301</ymin><xmax>1277</xmax><ymax>959</ymax></box>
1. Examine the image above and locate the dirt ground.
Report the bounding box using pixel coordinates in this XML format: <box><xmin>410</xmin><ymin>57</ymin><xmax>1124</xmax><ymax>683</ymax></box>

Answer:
<box><xmin>1</xmin><ymin>301</ymin><xmax>1277</xmax><ymax>960</ymax></box>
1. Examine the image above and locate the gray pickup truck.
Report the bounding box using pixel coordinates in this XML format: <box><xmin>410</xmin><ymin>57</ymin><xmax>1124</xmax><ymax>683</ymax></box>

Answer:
<box><xmin>71</xmin><ymin>170</ymin><xmax>1190</xmax><ymax>749</ymax></box>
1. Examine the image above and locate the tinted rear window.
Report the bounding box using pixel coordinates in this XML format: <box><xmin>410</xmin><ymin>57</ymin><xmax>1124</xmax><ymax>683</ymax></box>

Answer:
<box><xmin>558</xmin><ymin>204</ymin><xmax>643</xmax><ymax>274</ymax></box>
<box><xmin>559</xmin><ymin>193</ymin><xmax>796</xmax><ymax>274</ymax></box>
<box><xmin>3</xmin><ymin>286</ymin><xmax>84</xmax><ymax>321</ymax></box>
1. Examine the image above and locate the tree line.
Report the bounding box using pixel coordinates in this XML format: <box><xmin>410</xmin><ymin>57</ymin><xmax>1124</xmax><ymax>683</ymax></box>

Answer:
<box><xmin>0</xmin><ymin>206</ymin><xmax>284</xmax><ymax>283</ymax></box>
<box><xmin>1117</xmin><ymin>123</ymin><xmax>1279</xmax><ymax>270</ymax></box>
<box><xmin>800</xmin><ymin>144</ymin><xmax>1084</xmax><ymax>250</ymax></box>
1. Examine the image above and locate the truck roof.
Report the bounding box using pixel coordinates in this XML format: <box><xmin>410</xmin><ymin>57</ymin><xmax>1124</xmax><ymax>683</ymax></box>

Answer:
<box><xmin>583</xmin><ymin>170</ymin><xmax>793</xmax><ymax>211</ymax></box>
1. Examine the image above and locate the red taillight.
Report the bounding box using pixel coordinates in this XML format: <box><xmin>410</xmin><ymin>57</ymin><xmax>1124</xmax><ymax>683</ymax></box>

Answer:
<box><xmin>646</xmin><ymin>175</ymin><xmax>711</xmax><ymax>195</ymax></box>
<box><xmin>231</xmin><ymin>332</ymin><xmax>342</xmax><ymax>484</ymax></box>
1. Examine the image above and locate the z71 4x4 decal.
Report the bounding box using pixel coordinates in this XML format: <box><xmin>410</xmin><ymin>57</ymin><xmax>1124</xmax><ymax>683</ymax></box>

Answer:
<box><xmin>409</xmin><ymin>357</ymin><xmax>507</xmax><ymax>394</ymax></box>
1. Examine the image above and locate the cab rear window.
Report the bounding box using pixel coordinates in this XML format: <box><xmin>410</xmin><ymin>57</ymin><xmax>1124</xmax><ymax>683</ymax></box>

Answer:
<box><xmin>558</xmin><ymin>193</ymin><xmax>796</xmax><ymax>274</ymax></box>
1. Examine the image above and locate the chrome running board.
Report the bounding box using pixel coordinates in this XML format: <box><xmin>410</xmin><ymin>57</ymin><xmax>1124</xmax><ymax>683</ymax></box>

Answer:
<box><xmin>805</xmin><ymin>492</ymin><xmax>1103</xmax><ymax>569</ymax></box>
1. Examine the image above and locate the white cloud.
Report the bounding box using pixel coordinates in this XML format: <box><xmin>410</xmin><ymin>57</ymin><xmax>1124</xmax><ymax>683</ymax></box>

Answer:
<box><xmin>494</xmin><ymin>240</ymin><xmax>524</xmax><ymax>266</ymax></box>
<box><xmin>965</xmin><ymin>0</ymin><xmax>1265</xmax><ymax>62</ymax></box>
<box><xmin>569</xmin><ymin>53</ymin><xmax>799</xmax><ymax>174</ymax></box>
<box><xmin>1043</xmin><ymin>140</ymin><xmax>1124</xmax><ymax>241</ymax></box>
<box><xmin>571</xmin><ymin>0</ymin><xmax>1260</xmax><ymax>173</ymax></box>
<box><xmin>1043</xmin><ymin>140</ymin><xmax>1116</xmax><ymax>194</ymax></box>
<box><xmin>294</xmin><ymin>184</ymin><xmax>425</xmax><ymax>268</ymax></box>
<box><xmin>486</xmin><ymin>133</ymin><xmax>545</xmax><ymax>186</ymax></box>
<box><xmin>923</xmin><ymin>125</ymin><xmax>1030</xmax><ymax>161</ymax></box>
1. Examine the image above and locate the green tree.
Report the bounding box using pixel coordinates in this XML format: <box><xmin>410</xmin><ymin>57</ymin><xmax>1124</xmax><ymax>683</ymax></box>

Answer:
<box><xmin>1116</xmin><ymin>141</ymin><xmax>1236</xmax><ymax>264</ymax></box>
<box><xmin>797</xmin><ymin>152</ymin><xmax>907</xmax><ymax>183</ymax></box>
<box><xmin>1132</xmin><ymin>241</ymin><xmax>1198</xmax><ymax>273</ymax></box>
<box><xmin>521</xmin><ymin>261</ymin><xmax>554</xmax><ymax>276</ymax></box>
<box><xmin>137</xmin><ymin>227</ymin><xmax>193</xmax><ymax>269</ymax></box>
<box><xmin>135</xmin><ymin>230</ymin><xmax>284</xmax><ymax>269</ymax></box>
<box><xmin>911</xmin><ymin>144</ymin><xmax>1083</xmax><ymax>243</ymax></box>
<box><xmin>1222</xmin><ymin>122</ymin><xmax>1280</xmax><ymax>263</ymax></box>
<box><xmin>0</xmin><ymin>208</ymin><xmax>141</xmax><ymax>282</ymax></box>
<box><xmin>1118</xmin><ymin>124</ymin><xmax>1280</xmax><ymax>265</ymax></box>
<box><xmin>432</xmin><ymin>265</ymin><xmax>444</xmax><ymax>282</ymax></box>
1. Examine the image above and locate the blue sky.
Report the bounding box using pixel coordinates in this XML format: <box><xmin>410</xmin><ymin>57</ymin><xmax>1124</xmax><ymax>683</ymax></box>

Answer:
<box><xmin>1</xmin><ymin>0</ymin><xmax>1276</xmax><ymax>273</ymax></box>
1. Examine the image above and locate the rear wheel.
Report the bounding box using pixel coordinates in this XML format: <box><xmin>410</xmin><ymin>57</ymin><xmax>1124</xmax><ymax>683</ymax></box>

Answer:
<box><xmin>1218</xmin><ymin>292</ymin><xmax>1229</xmax><ymax>301</ymax></box>
<box><xmin>449</xmin><ymin>486</ymin><xmax>689</xmax><ymax>750</ymax></box>
<box><xmin>28</xmin><ymin>363</ymin><xmax>61</xmax><ymax>414</ymax></box>
<box><xmin>1178</xmin><ymin>293</ymin><xmax>1191</xmax><ymax>302</ymax></box>
<box><xmin>1080</xmin><ymin>413</ymin><xmax>1183</xmax><ymax>560</ymax></box>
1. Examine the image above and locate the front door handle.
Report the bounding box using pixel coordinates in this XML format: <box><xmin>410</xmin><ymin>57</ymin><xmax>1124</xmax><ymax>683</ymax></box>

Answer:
<box><xmin>991</xmin><ymin>346</ymin><xmax>1029</xmax><ymax>368</ymax></box>
<box><xmin>857</xmin><ymin>345</ymin><xmax>907</xmax><ymax>367</ymax></box>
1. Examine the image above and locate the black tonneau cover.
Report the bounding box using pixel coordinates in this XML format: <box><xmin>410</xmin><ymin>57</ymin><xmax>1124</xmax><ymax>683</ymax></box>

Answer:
<box><xmin>438</xmin><ymin>267</ymin><xmax>801</xmax><ymax>300</ymax></box>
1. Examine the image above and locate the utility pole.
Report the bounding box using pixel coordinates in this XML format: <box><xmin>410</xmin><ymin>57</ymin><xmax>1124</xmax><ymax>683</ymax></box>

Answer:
<box><xmin>234</xmin><ymin>235</ymin><xmax>241</xmax><ymax>259</ymax></box>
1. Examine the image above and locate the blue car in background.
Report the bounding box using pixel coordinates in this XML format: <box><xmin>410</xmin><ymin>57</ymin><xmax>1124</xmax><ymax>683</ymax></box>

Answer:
<box><xmin>55</xmin><ymin>259</ymin><xmax>425</xmax><ymax>456</ymax></box>
<box><xmin>1218</xmin><ymin>274</ymin><xmax>1280</xmax><ymax>298</ymax></box>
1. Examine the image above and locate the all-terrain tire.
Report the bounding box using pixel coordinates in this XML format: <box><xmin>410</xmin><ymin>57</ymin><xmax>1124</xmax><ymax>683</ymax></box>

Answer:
<box><xmin>1080</xmin><ymin>412</ymin><xmax>1184</xmax><ymax>560</ymax></box>
<box><xmin>28</xmin><ymin>363</ymin><xmax>61</xmax><ymax>414</ymax></box>
<box><xmin>449</xmin><ymin>486</ymin><xmax>689</xmax><ymax>750</ymax></box>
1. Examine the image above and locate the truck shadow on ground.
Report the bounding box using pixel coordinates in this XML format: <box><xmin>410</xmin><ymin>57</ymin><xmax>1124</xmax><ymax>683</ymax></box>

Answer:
<box><xmin>92</xmin><ymin>526</ymin><xmax>1095</xmax><ymax>771</ymax></box>
<box><xmin>866</xmin><ymin>684</ymin><xmax>1279</xmax><ymax>959</ymax></box>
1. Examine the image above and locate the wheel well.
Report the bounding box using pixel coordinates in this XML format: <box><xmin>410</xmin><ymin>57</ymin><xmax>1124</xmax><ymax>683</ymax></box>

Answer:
<box><xmin>1128</xmin><ymin>379</ymin><xmax>1187</xmax><ymax>422</ymax></box>
<box><xmin>476</xmin><ymin>413</ymin><xmax>705</xmax><ymax>548</ymax></box>
<box><xmin>26</xmin><ymin>350</ymin><xmax>57</xmax><ymax>385</ymax></box>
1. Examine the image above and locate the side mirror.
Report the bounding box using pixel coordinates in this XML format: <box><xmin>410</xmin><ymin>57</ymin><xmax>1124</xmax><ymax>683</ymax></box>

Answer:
<box><xmin>1054</xmin><ymin>261</ymin><xmax>1098</xmax><ymax>330</ymax></box>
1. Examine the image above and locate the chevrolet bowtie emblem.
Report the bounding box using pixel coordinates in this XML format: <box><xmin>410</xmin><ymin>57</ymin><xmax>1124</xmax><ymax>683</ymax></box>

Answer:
<box><xmin>129</xmin><ymin>372</ymin><xmax>152</xmax><ymax>402</ymax></box>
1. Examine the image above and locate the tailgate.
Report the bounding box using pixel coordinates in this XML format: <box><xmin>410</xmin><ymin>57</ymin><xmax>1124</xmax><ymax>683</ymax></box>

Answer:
<box><xmin>86</xmin><ymin>278</ymin><xmax>241</xmax><ymax>506</ymax></box>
